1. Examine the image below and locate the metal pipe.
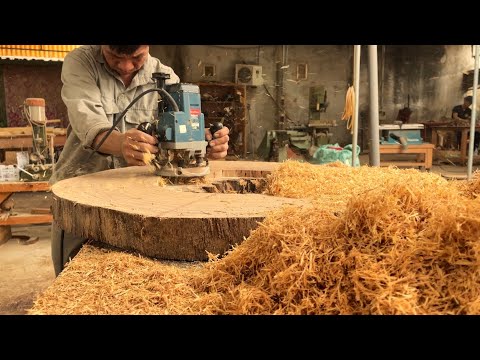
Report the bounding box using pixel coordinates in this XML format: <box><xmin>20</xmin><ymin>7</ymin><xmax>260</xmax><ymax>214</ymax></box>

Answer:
<box><xmin>468</xmin><ymin>45</ymin><xmax>479</xmax><ymax>179</ymax></box>
<box><xmin>380</xmin><ymin>45</ymin><xmax>386</xmax><ymax>111</ymax></box>
<box><xmin>276</xmin><ymin>46</ymin><xmax>286</xmax><ymax>130</ymax></box>
<box><xmin>368</xmin><ymin>45</ymin><xmax>381</xmax><ymax>166</ymax></box>
<box><xmin>352</xmin><ymin>45</ymin><xmax>361</xmax><ymax>167</ymax></box>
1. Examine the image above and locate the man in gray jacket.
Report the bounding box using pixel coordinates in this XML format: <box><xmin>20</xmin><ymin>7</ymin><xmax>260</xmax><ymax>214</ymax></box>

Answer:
<box><xmin>51</xmin><ymin>45</ymin><xmax>229</xmax><ymax>276</ymax></box>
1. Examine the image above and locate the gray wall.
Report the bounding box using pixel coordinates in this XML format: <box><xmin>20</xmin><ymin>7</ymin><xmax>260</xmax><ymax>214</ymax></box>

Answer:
<box><xmin>381</xmin><ymin>45</ymin><xmax>474</xmax><ymax>122</ymax></box>
<box><xmin>150</xmin><ymin>45</ymin><xmax>280</xmax><ymax>157</ymax></box>
<box><xmin>150</xmin><ymin>45</ymin><xmax>477</xmax><ymax>156</ymax></box>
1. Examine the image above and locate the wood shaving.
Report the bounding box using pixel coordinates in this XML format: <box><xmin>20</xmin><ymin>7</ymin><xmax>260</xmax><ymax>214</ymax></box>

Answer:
<box><xmin>29</xmin><ymin>161</ymin><xmax>480</xmax><ymax>314</ymax></box>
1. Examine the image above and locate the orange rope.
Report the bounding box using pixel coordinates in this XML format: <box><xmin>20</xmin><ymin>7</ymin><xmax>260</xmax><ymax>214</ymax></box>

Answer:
<box><xmin>341</xmin><ymin>86</ymin><xmax>355</xmax><ymax>134</ymax></box>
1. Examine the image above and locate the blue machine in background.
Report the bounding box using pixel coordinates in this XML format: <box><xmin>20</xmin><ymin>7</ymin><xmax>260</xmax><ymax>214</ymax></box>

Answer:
<box><xmin>379</xmin><ymin>123</ymin><xmax>424</xmax><ymax>146</ymax></box>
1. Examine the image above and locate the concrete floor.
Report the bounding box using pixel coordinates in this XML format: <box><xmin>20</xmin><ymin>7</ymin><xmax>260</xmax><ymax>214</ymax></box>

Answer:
<box><xmin>0</xmin><ymin>192</ymin><xmax>55</xmax><ymax>315</ymax></box>
<box><xmin>1</xmin><ymin>156</ymin><xmax>479</xmax><ymax>315</ymax></box>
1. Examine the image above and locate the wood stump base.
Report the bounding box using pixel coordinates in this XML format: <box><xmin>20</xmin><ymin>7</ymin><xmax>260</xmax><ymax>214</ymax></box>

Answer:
<box><xmin>52</xmin><ymin>161</ymin><xmax>307</xmax><ymax>261</ymax></box>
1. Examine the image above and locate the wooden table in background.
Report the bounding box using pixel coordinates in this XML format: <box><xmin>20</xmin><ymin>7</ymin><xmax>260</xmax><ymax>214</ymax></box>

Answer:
<box><xmin>421</xmin><ymin>122</ymin><xmax>480</xmax><ymax>165</ymax></box>
<box><xmin>379</xmin><ymin>143</ymin><xmax>434</xmax><ymax>170</ymax></box>
<box><xmin>0</xmin><ymin>181</ymin><xmax>52</xmax><ymax>244</ymax></box>
<box><xmin>0</xmin><ymin>126</ymin><xmax>66</xmax><ymax>150</ymax></box>
<box><xmin>0</xmin><ymin>127</ymin><xmax>64</xmax><ymax>243</ymax></box>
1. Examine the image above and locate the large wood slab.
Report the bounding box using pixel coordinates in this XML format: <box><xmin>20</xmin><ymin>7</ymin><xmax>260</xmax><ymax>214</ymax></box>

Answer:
<box><xmin>51</xmin><ymin>161</ymin><xmax>307</xmax><ymax>261</ymax></box>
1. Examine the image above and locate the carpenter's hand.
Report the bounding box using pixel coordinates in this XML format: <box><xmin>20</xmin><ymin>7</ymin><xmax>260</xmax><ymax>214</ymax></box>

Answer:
<box><xmin>205</xmin><ymin>126</ymin><xmax>229</xmax><ymax>159</ymax></box>
<box><xmin>121</xmin><ymin>128</ymin><xmax>158</xmax><ymax>166</ymax></box>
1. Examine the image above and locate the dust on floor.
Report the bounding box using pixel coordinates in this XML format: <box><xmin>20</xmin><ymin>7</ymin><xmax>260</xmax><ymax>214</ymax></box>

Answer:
<box><xmin>0</xmin><ymin>192</ymin><xmax>55</xmax><ymax>315</ymax></box>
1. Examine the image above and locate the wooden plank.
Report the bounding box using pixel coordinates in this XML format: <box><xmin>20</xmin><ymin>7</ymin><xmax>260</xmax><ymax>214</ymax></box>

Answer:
<box><xmin>379</xmin><ymin>143</ymin><xmax>434</xmax><ymax>170</ymax></box>
<box><xmin>31</xmin><ymin>208</ymin><xmax>51</xmax><ymax>214</ymax></box>
<box><xmin>51</xmin><ymin>161</ymin><xmax>307</xmax><ymax>261</ymax></box>
<box><xmin>0</xmin><ymin>213</ymin><xmax>52</xmax><ymax>225</ymax></box>
<box><xmin>0</xmin><ymin>127</ymin><xmax>66</xmax><ymax>136</ymax></box>
<box><xmin>379</xmin><ymin>161</ymin><xmax>426</xmax><ymax>168</ymax></box>
<box><xmin>379</xmin><ymin>144</ymin><xmax>434</xmax><ymax>153</ymax></box>
<box><xmin>0</xmin><ymin>181</ymin><xmax>50</xmax><ymax>192</ymax></box>
<box><xmin>0</xmin><ymin>135</ymin><xmax>66</xmax><ymax>150</ymax></box>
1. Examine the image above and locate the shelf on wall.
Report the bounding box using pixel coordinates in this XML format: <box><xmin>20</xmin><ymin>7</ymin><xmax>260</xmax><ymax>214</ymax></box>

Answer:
<box><xmin>197</xmin><ymin>82</ymin><xmax>247</xmax><ymax>158</ymax></box>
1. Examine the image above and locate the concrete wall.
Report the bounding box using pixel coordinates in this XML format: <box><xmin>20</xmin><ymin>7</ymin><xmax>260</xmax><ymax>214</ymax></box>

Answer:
<box><xmin>1</xmin><ymin>61</ymin><xmax>67</xmax><ymax>128</ymax></box>
<box><xmin>150</xmin><ymin>45</ymin><xmax>280</xmax><ymax>157</ymax></box>
<box><xmin>150</xmin><ymin>45</ymin><xmax>357</xmax><ymax>156</ymax></box>
<box><xmin>283</xmin><ymin>45</ymin><xmax>356</xmax><ymax>147</ymax></box>
<box><xmin>381</xmin><ymin>45</ymin><xmax>475</xmax><ymax>123</ymax></box>
<box><xmin>150</xmin><ymin>45</ymin><xmax>478</xmax><ymax>156</ymax></box>
<box><xmin>0</xmin><ymin>45</ymin><xmax>471</xmax><ymax>154</ymax></box>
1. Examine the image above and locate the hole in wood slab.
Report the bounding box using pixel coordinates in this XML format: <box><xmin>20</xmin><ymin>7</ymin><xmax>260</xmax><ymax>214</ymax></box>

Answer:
<box><xmin>202</xmin><ymin>178</ymin><xmax>267</xmax><ymax>194</ymax></box>
<box><xmin>162</xmin><ymin>177</ymin><xmax>207</xmax><ymax>185</ymax></box>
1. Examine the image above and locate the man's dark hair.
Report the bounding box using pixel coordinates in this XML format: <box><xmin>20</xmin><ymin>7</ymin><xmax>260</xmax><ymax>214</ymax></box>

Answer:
<box><xmin>465</xmin><ymin>96</ymin><xmax>473</xmax><ymax>104</ymax></box>
<box><xmin>108</xmin><ymin>45</ymin><xmax>143</xmax><ymax>55</ymax></box>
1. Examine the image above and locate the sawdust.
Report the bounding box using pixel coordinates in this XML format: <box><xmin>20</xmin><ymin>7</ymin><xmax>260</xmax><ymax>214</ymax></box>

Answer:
<box><xmin>29</xmin><ymin>161</ymin><xmax>480</xmax><ymax>314</ymax></box>
<box><xmin>455</xmin><ymin>170</ymin><xmax>480</xmax><ymax>199</ymax></box>
<box><xmin>29</xmin><ymin>244</ymin><xmax>201</xmax><ymax>315</ymax></box>
<box><xmin>156</xmin><ymin>178</ymin><xmax>167</xmax><ymax>187</ymax></box>
<box><xmin>142</xmin><ymin>151</ymin><xmax>157</xmax><ymax>173</ymax></box>
<box><xmin>142</xmin><ymin>152</ymin><xmax>155</xmax><ymax>165</ymax></box>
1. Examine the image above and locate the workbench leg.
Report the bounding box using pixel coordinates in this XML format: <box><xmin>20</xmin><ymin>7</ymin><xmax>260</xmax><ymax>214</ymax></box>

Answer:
<box><xmin>431</xmin><ymin>130</ymin><xmax>438</xmax><ymax>148</ymax></box>
<box><xmin>0</xmin><ymin>192</ymin><xmax>13</xmax><ymax>244</ymax></box>
<box><xmin>425</xmin><ymin>149</ymin><xmax>433</xmax><ymax>170</ymax></box>
<box><xmin>0</xmin><ymin>225</ymin><xmax>12</xmax><ymax>245</ymax></box>
<box><xmin>415</xmin><ymin>152</ymin><xmax>425</xmax><ymax>171</ymax></box>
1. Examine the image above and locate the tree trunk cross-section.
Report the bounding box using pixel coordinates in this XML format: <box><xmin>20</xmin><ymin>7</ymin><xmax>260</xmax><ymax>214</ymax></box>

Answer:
<box><xmin>51</xmin><ymin>161</ymin><xmax>307</xmax><ymax>261</ymax></box>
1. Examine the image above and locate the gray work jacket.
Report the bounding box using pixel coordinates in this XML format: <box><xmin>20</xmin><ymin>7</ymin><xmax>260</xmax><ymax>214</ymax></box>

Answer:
<box><xmin>50</xmin><ymin>45</ymin><xmax>180</xmax><ymax>184</ymax></box>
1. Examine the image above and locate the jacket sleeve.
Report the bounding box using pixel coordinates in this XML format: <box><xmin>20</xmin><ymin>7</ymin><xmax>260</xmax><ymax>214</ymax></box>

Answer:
<box><xmin>61</xmin><ymin>51</ymin><xmax>115</xmax><ymax>150</ymax></box>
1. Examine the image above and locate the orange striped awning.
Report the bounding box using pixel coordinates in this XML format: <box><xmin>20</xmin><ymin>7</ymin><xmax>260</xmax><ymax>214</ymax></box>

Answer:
<box><xmin>0</xmin><ymin>45</ymin><xmax>81</xmax><ymax>61</ymax></box>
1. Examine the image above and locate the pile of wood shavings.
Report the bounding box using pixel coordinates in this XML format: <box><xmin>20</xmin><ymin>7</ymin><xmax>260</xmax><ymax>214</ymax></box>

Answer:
<box><xmin>30</xmin><ymin>244</ymin><xmax>202</xmax><ymax>315</ymax></box>
<box><xmin>455</xmin><ymin>170</ymin><xmax>480</xmax><ymax>199</ymax></box>
<box><xmin>30</xmin><ymin>161</ymin><xmax>480</xmax><ymax>314</ymax></box>
<box><xmin>265</xmin><ymin>161</ymin><xmax>449</xmax><ymax>208</ymax></box>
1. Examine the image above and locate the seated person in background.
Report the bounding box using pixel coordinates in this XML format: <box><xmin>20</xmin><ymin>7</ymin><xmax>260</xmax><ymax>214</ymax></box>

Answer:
<box><xmin>453</xmin><ymin>96</ymin><xmax>480</xmax><ymax>152</ymax></box>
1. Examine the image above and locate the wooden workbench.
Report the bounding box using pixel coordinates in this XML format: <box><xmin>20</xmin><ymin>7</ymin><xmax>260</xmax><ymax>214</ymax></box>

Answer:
<box><xmin>50</xmin><ymin>161</ymin><xmax>307</xmax><ymax>261</ymax></box>
<box><xmin>0</xmin><ymin>126</ymin><xmax>63</xmax><ymax>243</ymax></box>
<box><xmin>0</xmin><ymin>181</ymin><xmax>52</xmax><ymax>244</ymax></box>
<box><xmin>379</xmin><ymin>143</ymin><xmax>434</xmax><ymax>170</ymax></box>
<box><xmin>0</xmin><ymin>127</ymin><xmax>66</xmax><ymax>150</ymax></box>
<box><xmin>421</xmin><ymin>122</ymin><xmax>480</xmax><ymax>165</ymax></box>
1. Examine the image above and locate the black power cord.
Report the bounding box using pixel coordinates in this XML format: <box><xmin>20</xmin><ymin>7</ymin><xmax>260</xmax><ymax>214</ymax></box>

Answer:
<box><xmin>93</xmin><ymin>87</ymin><xmax>179</xmax><ymax>152</ymax></box>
